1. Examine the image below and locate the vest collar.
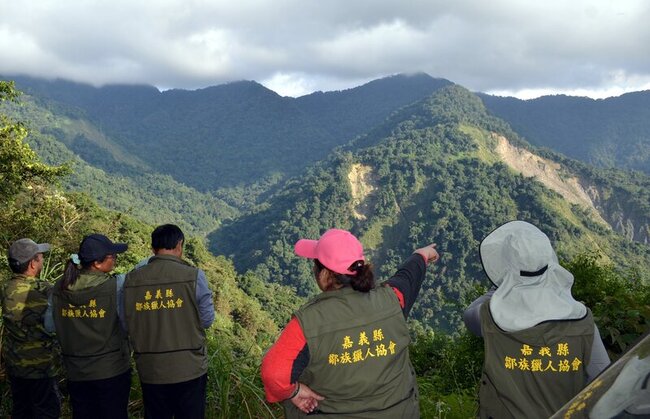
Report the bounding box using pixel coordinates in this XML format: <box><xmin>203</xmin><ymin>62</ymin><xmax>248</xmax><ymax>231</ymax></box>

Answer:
<box><xmin>69</xmin><ymin>271</ymin><xmax>111</xmax><ymax>291</ymax></box>
<box><xmin>312</xmin><ymin>286</ymin><xmax>356</xmax><ymax>300</ymax></box>
<box><xmin>149</xmin><ymin>254</ymin><xmax>192</xmax><ymax>266</ymax></box>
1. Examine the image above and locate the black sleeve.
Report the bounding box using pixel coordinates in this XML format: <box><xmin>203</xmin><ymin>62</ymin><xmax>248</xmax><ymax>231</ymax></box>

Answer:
<box><xmin>290</xmin><ymin>344</ymin><xmax>310</xmax><ymax>383</ymax></box>
<box><xmin>385</xmin><ymin>254</ymin><xmax>427</xmax><ymax>319</ymax></box>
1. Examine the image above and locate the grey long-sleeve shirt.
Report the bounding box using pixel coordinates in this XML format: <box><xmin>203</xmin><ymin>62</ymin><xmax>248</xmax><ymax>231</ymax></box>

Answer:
<box><xmin>463</xmin><ymin>291</ymin><xmax>610</xmax><ymax>382</ymax></box>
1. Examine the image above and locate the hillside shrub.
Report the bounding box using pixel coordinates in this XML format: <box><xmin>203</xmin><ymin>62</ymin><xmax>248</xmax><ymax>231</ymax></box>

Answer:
<box><xmin>566</xmin><ymin>253</ymin><xmax>650</xmax><ymax>357</ymax></box>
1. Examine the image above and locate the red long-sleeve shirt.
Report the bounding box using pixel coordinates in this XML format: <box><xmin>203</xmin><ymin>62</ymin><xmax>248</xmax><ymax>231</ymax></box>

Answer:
<box><xmin>261</xmin><ymin>253</ymin><xmax>427</xmax><ymax>402</ymax></box>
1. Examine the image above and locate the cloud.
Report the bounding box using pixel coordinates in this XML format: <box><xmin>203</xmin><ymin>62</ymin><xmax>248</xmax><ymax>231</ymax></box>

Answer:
<box><xmin>1</xmin><ymin>0</ymin><xmax>649</xmax><ymax>97</ymax></box>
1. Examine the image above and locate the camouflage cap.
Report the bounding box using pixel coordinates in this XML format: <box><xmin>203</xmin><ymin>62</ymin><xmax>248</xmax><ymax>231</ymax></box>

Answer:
<box><xmin>8</xmin><ymin>238</ymin><xmax>51</xmax><ymax>263</ymax></box>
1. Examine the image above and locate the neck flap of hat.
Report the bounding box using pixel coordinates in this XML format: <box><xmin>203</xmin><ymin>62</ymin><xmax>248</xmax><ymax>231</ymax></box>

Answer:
<box><xmin>481</xmin><ymin>221</ymin><xmax>586</xmax><ymax>332</ymax></box>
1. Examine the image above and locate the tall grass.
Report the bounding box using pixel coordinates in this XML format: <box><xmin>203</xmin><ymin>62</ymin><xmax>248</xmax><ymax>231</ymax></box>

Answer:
<box><xmin>205</xmin><ymin>339</ymin><xmax>280</xmax><ymax>418</ymax></box>
<box><xmin>410</xmin><ymin>330</ymin><xmax>482</xmax><ymax>418</ymax></box>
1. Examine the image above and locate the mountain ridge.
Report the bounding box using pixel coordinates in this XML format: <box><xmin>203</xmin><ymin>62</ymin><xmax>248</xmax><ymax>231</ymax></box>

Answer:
<box><xmin>5</xmin><ymin>73</ymin><xmax>648</xmax><ymax>245</ymax></box>
<box><xmin>2</xmin><ymin>73</ymin><xmax>649</xmax><ymax>332</ymax></box>
<box><xmin>5</xmin><ymin>73</ymin><xmax>452</xmax><ymax>190</ymax></box>
<box><xmin>207</xmin><ymin>85</ymin><xmax>650</xmax><ymax>330</ymax></box>
<box><xmin>480</xmin><ymin>90</ymin><xmax>650</xmax><ymax>174</ymax></box>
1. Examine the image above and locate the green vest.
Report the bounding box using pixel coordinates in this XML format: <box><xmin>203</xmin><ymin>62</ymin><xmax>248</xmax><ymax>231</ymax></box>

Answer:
<box><xmin>52</xmin><ymin>272</ymin><xmax>130</xmax><ymax>381</ymax></box>
<box><xmin>479</xmin><ymin>302</ymin><xmax>595</xmax><ymax>419</ymax></box>
<box><xmin>124</xmin><ymin>255</ymin><xmax>206</xmax><ymax>384</ymax></box>
<box><xmin>0</xmin><ymin>274</ymin><xmax>58</xmax><ymax>378</ymax></box>
<box><xmin>284</xmin><ymin>286</ymin><xmax>419</xmax><ymax>418</ymax></box>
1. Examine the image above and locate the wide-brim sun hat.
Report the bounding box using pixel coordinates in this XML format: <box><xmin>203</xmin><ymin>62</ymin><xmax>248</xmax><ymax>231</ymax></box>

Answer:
<box><xmin>480</xmin><ymin>221</ymin><xmax>586</xmax><ymax>332</ymax></box>
<box><xmin>480</xmin><ymin>221</ymin><xmax>556</xmax><ymax>286</ymax></box>
<box><xmin>295</xmin><ymin>229</ymin><xmax>364</xmax><ymax>275</ymax></box>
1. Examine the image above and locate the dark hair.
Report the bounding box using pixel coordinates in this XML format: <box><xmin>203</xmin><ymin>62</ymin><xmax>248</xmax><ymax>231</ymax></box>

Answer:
<box><xmin>8</xmin><ymin>257</ymin><xmax>33</xmax><ymax>274</ymax></box>
<box><xmin>315</xmin><ymin>259</ymin><xmax>375</xmax><ymax>293</ymax></box>
<box><xmin>152</xmin><ymin>224</ymin><xmax>184</xmax><ymax>251</ymax></box>
<box><xmin>61</xmin><ymin>258</ymin><xmax>100</xmax><ymax>290</ymax></box>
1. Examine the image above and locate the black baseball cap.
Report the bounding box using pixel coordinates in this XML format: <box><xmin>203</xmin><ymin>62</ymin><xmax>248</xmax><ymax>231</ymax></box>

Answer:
<box><xmin>78</xmin><ymin>234</ymin><xmax>127</xmax><ymax>263</ymax></box>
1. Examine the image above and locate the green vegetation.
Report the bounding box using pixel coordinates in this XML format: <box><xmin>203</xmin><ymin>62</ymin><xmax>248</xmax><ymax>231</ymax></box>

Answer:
<box><xmin>211</xmin><ymin>85</ymin><xmax>650</xmax><ymax>333</ymax></box>
<box><xmin>0</xmin><ymin>80</ymin><xmax>300</xmax><ymax>417</ymax></box>
<box><xmin>410</xmin><ymin>328</ymin><xmax>484</xmax><ymax>418</ymax></box>
<box><xmin>2</xmin><ymin>78</ymin><xmax>649</xmax><ymax>417</ymax></box>
<box><xmin>3</xmin><ymin>96</ymin><xmax>237</xmax><ymax>235</ymax></box>
<box><xmin>11</xmin><ymin>73</ymin><xmax>451</xmax><ymax>191</ymax></box>
<box><xmin>0</xmin><ymin>82</ymin><xmax>68</xmax><ymax>204</ymax></box>
<box><xmin>481</xmin><ymin>92</ymin><xmax>650</xmax><ymax>174</ymax></box>
<box><xmin>567</xmin><ymin>253</ymin><xmax>650</xmax><ymax>355</ymax></box>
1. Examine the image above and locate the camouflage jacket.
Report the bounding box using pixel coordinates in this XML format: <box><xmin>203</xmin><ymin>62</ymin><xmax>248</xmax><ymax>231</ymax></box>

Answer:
<box><xmin>1</xmin><ymin>273</ymin><xmax>58</xmax><ymax>378</ymax></box>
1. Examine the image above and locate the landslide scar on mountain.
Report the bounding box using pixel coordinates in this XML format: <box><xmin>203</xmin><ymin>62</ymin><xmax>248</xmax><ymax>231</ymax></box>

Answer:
<box><xmin>348</xmin><ymin>163</ymin><xmax>376</xmax><ymax>220</ymax></box>
<box><xmin>492</xmin><ymin>134</ymin><xmax>609</xmax><ymax>226</ymax></box>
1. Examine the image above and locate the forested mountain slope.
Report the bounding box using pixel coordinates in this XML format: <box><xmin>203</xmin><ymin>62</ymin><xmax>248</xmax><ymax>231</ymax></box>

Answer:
<box><xmin>3</xmin><ymin>96</ymin><xmax>236</xmax><ymax>235</ymax></box>
<box><xmin>3</xmin><ymin>78</ymin><xmax>649</xmax><ymax>417</ymax></box>
<box><xmin>8</xmin><ymin>73</ymin><xmax>451</xmax><ymax>191</ymax></box>
<box><xmin>1</xmin><ymin>79</ymin><xmax>303</xmax><ymax>416</ymax></box>
<box><xmin>480</xmin><ymin>91</ymin><xmax>650</xmax><ymax>174</ymax></box>
<box><xmin>210</xmin><ymin>86</ymin><xmax>650</xmax><ymax>332</ymax></box>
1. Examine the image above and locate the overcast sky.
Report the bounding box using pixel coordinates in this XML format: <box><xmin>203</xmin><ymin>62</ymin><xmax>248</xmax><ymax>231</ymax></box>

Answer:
<box><xmin>1</xmin><ymin>0</ymin><xmax>649</xmax><ymax>98</ymax></box>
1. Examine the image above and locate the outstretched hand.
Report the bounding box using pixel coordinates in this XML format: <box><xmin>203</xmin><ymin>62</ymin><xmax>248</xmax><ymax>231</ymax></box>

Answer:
<box><xmin>415</xmin><ymin>243</ymin><xmax>439</xmax><ymax>264</ymax></box>
<box><xmin>290</xmin><ymin>383</ymin><xmax>325</xmax><ymax>414</ymax></box>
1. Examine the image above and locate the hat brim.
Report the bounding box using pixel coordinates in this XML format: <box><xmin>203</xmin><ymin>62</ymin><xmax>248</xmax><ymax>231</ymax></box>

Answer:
<box><xmin>479</xmin><ymin>232</ymin><xmax>505</xmax><ymax>287</ymax></box>
<box><xmin>111</xmin><ymin>243</ymin><xmax>128</xmax><ymax>254</ymax></box>
<box><xmin>36</xmin><ymin>243</ymin><xmax>51</xmax><ymax>253</ymax></box>
<box><xmin>294</xmin><ymin>239</ymin><xmax>318</xmax><ymax>259</ymax></box>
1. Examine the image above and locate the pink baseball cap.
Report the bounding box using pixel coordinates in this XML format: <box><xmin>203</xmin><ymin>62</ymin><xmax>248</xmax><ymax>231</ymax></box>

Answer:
<box><xmin>294</xmin><ymin>229</ymin><xmax>365</xmax><ymax>275</ymax></box>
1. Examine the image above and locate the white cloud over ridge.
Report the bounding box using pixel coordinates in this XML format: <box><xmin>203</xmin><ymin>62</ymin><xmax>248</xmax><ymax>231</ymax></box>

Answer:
<box><xmin>1</xmin><ymin>0</ymin><xmax>649</xmax><ymax>98</ymax></box>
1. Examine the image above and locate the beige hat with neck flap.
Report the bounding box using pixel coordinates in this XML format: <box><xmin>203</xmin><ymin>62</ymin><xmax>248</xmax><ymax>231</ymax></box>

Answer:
<box><xmin>480</xmin><ymin>221</ymin><xmax>586</xmax><ymax>332</ymax></box>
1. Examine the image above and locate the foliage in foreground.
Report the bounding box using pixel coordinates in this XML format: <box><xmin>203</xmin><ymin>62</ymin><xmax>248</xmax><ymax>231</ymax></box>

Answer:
<box><xmin>566</xmin><ymin>253</ymin><xmax>650</xmax><ymax>356</ymax></box>
<box><xmin>410</xmin><ymin>328</ymin><xmax>483</xmax><ymax>418</ymax></box>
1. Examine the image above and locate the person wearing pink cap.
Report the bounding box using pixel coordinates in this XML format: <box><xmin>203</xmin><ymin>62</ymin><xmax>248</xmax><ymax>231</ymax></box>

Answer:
<box><xmin>261</xmin><ymin>228</ymin><xmax>439</xmax><ymax>418</ymax></box>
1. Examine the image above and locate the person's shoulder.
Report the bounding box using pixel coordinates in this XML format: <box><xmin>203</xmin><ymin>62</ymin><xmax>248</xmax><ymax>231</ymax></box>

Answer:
<box><xmin>126</xmin><ymin>258</ymin><xmax>155</xmax><ymax>277</ymax></box>
<box><xmin>154</xmin><ymin>255</ymin><xmax>196</xmax><ymax>268</ymax></box>
<box><xmin>169</xmin><ymin>260</ymin><xmax>199</xmax><ymax>279</ymax></box>
<box><xmin>178</xmin><ymin>261</ymin><xmax>200</xmax><ymax>278</ymax></box>
<box><xmin>296</xmin><ymin>292</ymin><xmax>328</xmax><ymax>313</ymax></box>
<box><xmin>301</xmin><ymin>288</ymin><xmax>376</xmax><ymax>310</ymax></box>
<box><xmin>7</xmin><ymin>279</ymin><xmax>51</xmax><ymax>303</ymax></box>
<box><xmin>131</xmin><ymin>256</ymin><xmax>152</xmax><ymax>272</ymax></box>
<box><xmin>576</xmin><ymin>306</ymin><xmax>595</xmax><ymax>326</ymax></box>
<box><xmin>33</xmin><ymin>279</ymin><xmax>53</xmax><ymax>293</ymax></box>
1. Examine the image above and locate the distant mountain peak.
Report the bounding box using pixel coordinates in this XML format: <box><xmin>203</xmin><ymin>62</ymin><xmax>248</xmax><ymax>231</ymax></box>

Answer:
<box><xmin>346</xmin><ymin>72</ymin><xmax>452</xmax><ymax>93</ymax></box>
<box><xmin>164</xmin><ymin>79</ymin><xmax>282</xmax><ymax>100</ymax></box>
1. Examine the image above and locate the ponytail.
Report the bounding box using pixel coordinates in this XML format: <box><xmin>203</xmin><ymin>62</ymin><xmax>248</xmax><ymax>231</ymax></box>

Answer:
<box><xmin>61</xmin><ymin>254</ymin><xmax>94</xmax><ymax>290</ymax></box>
<box><xmin>348</xmin><ymin>261</ymin><xmax>374</xmax><ymax>292</ymax></box>
<box><xmin>315</xmin><ymin>259</ymin><xmax>375</xmax><ymax>293</ymax></box>
<box><xmin>61</xmin><ymin>260</ymin><xmax>81</xmax><ymax>291</ymax></box>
